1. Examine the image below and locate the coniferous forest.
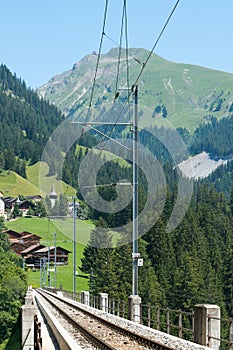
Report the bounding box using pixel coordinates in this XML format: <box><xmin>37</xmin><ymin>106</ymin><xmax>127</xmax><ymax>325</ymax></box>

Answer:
<box><xmin>0</xmin><ymin>64</ymin><xmax>64</xmax><ymax>176</ymax></box>
<box><xmin>1</xmin><ymin>64</ymin><xmax>233</xmax><ymax>344</ymax></box>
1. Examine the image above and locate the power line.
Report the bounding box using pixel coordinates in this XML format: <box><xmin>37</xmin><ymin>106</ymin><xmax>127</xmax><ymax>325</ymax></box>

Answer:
<box><xmin>133</xmin><ymin>0</ymin><xmax>181</xmax><ymax>87</ymax></box>
<box><xmin>80</xmin><ymin>0</ymin><xmax>131</xmax><ymax>187</ymax></box>
<box><xmin>124</xmin><ymin>0</ymin><xmax>130</xmax><ymax>99</ymax></box>
<box><xmin>77</xmin><ymin>0</ymin><xmax>181</xmax><ymax>194</ymax></box>
<box><xmin>114</xmin><ymin>2</ymin><xmax>125</xmax><ymax>100</ymax></box>
<box><xmin>103</xmin><ymin>0</ymin><xmax>181</xmax><ymax>145</ymax></box>
<box><xmin>88</xmin><ymin>0</ymin><xmax>109</xmax><ymax>109</ymax></box>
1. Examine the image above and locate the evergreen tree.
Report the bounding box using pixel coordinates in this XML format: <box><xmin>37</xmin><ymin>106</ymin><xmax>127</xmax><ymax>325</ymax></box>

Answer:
<box><xmin>59</xmin><ymin>194</ymin><xmax>68</xmax><ymax>217</ymax></box>
<box><xmin>144</xmin><ymin>217</ymin><xmax>175</xmax><ymax>305</ymax></box>
<box><xmin>80</xmin><ymin>218</ymin><xmax>110</xmax><ymax>277</ymax></box>
<box><xmin>12</xmin><ymin>203</ymin><xmax>21</xmax><ymax>218</ymax></box>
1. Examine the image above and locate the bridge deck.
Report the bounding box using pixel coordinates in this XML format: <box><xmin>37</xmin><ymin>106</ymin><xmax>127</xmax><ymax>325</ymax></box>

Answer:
<box><xmin>34</xmin><ymin>291</ymin><xmax>59</xmax><ymax>350</ymax></box>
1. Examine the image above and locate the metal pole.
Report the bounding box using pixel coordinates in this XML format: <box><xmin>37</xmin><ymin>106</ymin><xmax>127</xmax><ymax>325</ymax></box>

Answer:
<box><xmin>48</xmin><ymin>245</ymin><xmax>50</xmax><ymax>287</ymax></box>
<box><xmin>54</xmin><ymin>232</ymin><xmax>57</xmax><ymax>289</ymax></box>
<box><xmin>40</xmin><ymin>258</ymin><xmax>42</xmax><ymax>288</ymax></box>
<box><xmin>43</xmin><ymin>257</ymin><xmax>46</xmax><ymax>286</ymax></box>
<box><xmin>132</xmin><ymin>85</ymin><xmax>139</xmax><ymax>296</ymax></box>
<box><xmin>73</xmin><ymin>197</ymin><xmax>76</xmax><ymax>299</ymax></box>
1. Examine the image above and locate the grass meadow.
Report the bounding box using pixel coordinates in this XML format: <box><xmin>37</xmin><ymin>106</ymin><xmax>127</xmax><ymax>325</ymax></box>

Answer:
<box><xmin>6</xmin><ymin>217</ymin><xmax>95</xmax><ymax>292</ymax></box>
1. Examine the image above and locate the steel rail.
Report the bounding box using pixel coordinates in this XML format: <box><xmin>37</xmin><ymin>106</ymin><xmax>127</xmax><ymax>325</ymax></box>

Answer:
<box><xmin>37</xmin><ymin>289</ymin><xmax>176</xmax><ymax>350</ymax></box>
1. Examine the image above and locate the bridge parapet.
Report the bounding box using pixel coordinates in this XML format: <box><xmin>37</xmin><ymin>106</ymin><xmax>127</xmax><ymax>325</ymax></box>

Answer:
<box><xmin>21</xmin><ymin>288</ymin><xmax>38</xmax><ymax>350</ymax></box>
<box><xmin>40</xmin><ymin>287</ymin><xmax>226</xmax><ymax>349</ymax></box>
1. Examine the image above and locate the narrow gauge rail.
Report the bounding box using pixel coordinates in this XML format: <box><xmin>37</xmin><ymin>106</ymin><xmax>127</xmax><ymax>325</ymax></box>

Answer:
<box><xmin>36</xmin><ymin>289</ymin><xmax>176</xmax><ymax>350</ymax></box>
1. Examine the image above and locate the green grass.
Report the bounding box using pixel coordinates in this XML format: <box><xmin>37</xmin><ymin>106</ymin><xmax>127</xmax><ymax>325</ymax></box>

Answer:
<box><xmin>0</xmin><ymin>170</ymin><xmax>39</xmax><ymax>197</ymax></box>
<box><xmin>77</xmin><ymin>145</ymin><xmax>130</xmax><ymax>168</ymax></box>
<box><xmin>0</xmin><ymin>161</ymin><xmax>76</xmax><ymax>198</ymax></box>
<box><xmin>6</xmin><ymin>217</ymin><xmax>95</xmax><ymax>292</ymax></box>
<box><xmin>26</xmin><ymin>161</ymin><xmax>76</xmax><ymax>197</ymax></box>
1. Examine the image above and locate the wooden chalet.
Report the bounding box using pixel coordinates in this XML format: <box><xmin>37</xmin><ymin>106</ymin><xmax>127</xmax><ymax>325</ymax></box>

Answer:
<box><xmin>18</xmin><ymin>200</ymin><xmax>36</xmax><ymax>216</ymax></box>
<box><xmin>32</xmin><ymin>246</ymin><xmax>71</xmax><ymax>266</ymax></box>
<box><xmin>25</xmin><ymin>195</ymin><xmax>42</xmax><ymax>202</ymax></box>
<box><xmin>3</xmin><ymin>229</ymin><xmax>22</xmax><ymax>241</ymax></box>
<box><xmin>3</xmin><ymin>229</ymin><xmax>71</xmax><ymax>267</ymax></box>
<box><xmin>20</xmin><ymin>243</ymin><xmax>46</xmax><ymax>259</ymax></box>
<box><xmin>3</xmin><ymin>229</ymin><xmax>41</xmax><ymax>256</ymax></box>
<box><xmin>3</xmin><ymin>197</ymin><xmax>17</xmax><ymax>211</ymax></box>
<box><xmin>3</xmin><ymin>197</ymin><xmax>36</xmax><ymax>216</ymax></box>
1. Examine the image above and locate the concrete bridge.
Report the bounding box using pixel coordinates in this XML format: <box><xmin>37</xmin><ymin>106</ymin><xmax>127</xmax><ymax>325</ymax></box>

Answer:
<box><xmin>22</xmin><ymin>287</ymin><xmax>222</xmax><ymax>350</ymax></box>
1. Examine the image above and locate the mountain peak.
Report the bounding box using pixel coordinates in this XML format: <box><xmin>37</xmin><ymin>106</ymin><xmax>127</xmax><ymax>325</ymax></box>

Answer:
<box><xmin>37</xmin><ymin>48</ymin><xmax>233</xmax><ymax>131</ymax></box>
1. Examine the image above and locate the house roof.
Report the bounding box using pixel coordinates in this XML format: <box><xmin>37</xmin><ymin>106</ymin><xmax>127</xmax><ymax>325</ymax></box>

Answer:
<box><xmin>3</xmin><ymin>197</ymin><xmax>16</xmax><ymax>203</ymax></box>
<box><xmin>20</xmin><ymin>231</ymin><xmax>41</xmax><ymax>239</ymax></box>
<box><xmin>3</xmin><ymin>229</ymin><xmax>23</xmax><ymax>238</ymax></box>
<box><xmin>18</xmin><ymin>200</ymin><xmax>36</xmax><ymax>208</ymax></box>
<box><xmin>19</xmin><ymin>234</ymin><xmax>41</xmax><ymax>240</ymax></box>
<box><xmin>26</xmin><ymin>195</ymin><xmax>42</xmax><ymax>200</ymax></box>
<box><xmin>20</xmin><ymin>244</ymin><xmax>45</xmax><ymax>254</ymax></box>
<box><xmin>34</xmin><ymin>246</ymin><xmax>71</xmax><ymax>254</ymax></box>
<box><xmin>9</xmin><ymin>238</ymin><xmax>19</xmax><ymax>244</ymax></box>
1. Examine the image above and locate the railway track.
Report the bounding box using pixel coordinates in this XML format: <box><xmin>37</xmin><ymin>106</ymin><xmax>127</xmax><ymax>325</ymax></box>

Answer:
<box><xmin>36</xmin><ymin>289</ymin><xmax>176</xmax><ymax>350</ymax></box>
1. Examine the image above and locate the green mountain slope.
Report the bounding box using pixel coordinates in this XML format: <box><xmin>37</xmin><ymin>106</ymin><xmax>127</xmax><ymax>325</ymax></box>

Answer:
<box><xmin>0</xmin><ymin>64</ymin><xmax>64</xmax><ymax>165</ymax></box>
<box><xmin>0</xmin><ymin>163</ymin><xmax>76</xmax><ymax>198</ymax></box>
<box><xmin>26</xmin><ymin>161</ymin><xmax>76</xmax><ymax>197</ymax></box>
<box><xmin>0</xmin><ymin>170</ymin><xmax>40</xmax><ymax>197</ymax></box>
<box><xmin>38</xmin><ymin>48</ymin><xmax>233</xmax><ymax>131</ymax></box>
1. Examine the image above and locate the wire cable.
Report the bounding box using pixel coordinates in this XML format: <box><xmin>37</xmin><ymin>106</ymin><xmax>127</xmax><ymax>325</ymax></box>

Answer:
<box><xmin>88</xmin><ymin>0</ymin><xmax>109</xmax><ymax>108</ymax></box>
<box><xmin>80</xmin><ymin>0</ymin><xmax>109</xmax><ymax>187</ymax></box>
<box><xmin>82</xmin><ymin>1</ymin><xmax>131</xmax><ymax>188</ymax></box>
<box><xmin>124</xmin><ymin>0</ymin><xmax>130</xmax><ymax>99</ymax></box>
<box><xmin>134</xmin><ymin>0</ymin><xmax>181</xmax><ymax>87</ymax></box>
<box><xmin>114</xmin><ymin>3</ymin><xmax>125</xmax><ymax>100</ymax></box>
<box><xmin>105</xmin><ymin>0</ymin><xmax>181</xmax><ymax>139</ymax></box>
<box><xmin>80</xmin><ymin>0</ymin><xmax>181</xmax><ymax>190</ymax></box>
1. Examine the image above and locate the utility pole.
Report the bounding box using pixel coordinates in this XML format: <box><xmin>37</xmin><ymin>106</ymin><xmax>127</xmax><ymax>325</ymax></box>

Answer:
<box><xmin>73</xmin><ymin>196</ymin><xmax>77</xmax><ymax>299</ymax></box>
<box><xmin>54</xmin><ymin>232</ymin><xmax>57</xmax><ymax>289</ymax></box>
<box><xmin>43</xmin><ymin>257</ymin><xmax>46</xmax><ymax>286</ymax></box>
<box><xmin>40</xmin><ymin>258</ymin><xmax>43</xmax><ymax>288</ymax></box>
<box><xmin>132</xmin><ymin>85</ymin><xmax>139</xmax><ymax>296</ymax></box>
<box><xmin>70</xmin><ymin>85</ymin><xmax>141</xmax><ymax>315</ymax></box>
<box><xmin>48</xmin><ymin>245</ymin><xmax>50</xmax><ymax>287</ymax></box>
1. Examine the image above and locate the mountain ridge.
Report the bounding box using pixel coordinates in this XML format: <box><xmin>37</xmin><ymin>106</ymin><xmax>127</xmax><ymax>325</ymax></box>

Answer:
<box><xmin>37</xmin><ymin>48</ymin><xmax>233</xmax><ymax>131</ymax></box>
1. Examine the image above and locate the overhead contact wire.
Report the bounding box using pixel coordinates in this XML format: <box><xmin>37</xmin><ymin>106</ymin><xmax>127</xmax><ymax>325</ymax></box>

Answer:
<box><xmin>107</xmin><ymin>0</ymin><xmax>131</xmax><ymax>140</ymax></box>
<box><xmin>134</xmin><ymin>0</ymin><xmax>181</xmax><ymax>86</ymax></box>
<box><xmin>83</xmin><ymin>0</ymin><xmax>109</xmax><ymax>186</ymax></box>
<box><xmin>124</xmin><ymin>0</ymin><xmax>130</xmax><ymax>99</ymax></box>
<box><xmin>114</xmin><ymin>2</ymin><xmax>125</xmax><ymax>100</ymax></box>
<box><xmin>110</xmin><ymin>0</ymin><xmax>181</xmax><ymax>129</ymax></box>
<box><xmin>88</xmin><ymin>0</ymin><xmax>109</xmax><ymax>108</ymax></box>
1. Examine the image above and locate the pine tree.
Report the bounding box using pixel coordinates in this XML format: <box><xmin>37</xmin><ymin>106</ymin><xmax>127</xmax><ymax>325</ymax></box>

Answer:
<box><xmin>144</xmin><ymin>217</ymin><xmax>175</xmax><ymax>305</ymax></box>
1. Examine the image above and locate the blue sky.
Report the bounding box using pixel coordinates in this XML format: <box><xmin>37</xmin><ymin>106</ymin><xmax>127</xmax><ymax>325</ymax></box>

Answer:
<box><xmin>1</xmin><ymin>0</ymin><xmax>233</xmax><ymax>89</ymax></box>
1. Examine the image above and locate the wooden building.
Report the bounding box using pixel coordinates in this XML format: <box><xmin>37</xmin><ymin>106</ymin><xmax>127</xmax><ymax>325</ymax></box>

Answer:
<box><xmin>3</xmin><ymin>229</ymin><xmax>71</xmax><ymax>267</ymax></box>
<box><xmin>32</xmin><ymin>246</ymin><xmax>71</xmax><ymax>266</ymax></box>
<box><xmin>3</xmin><ymin>229</ymin><xmax>41</xmax><ymax>256</ymax></box>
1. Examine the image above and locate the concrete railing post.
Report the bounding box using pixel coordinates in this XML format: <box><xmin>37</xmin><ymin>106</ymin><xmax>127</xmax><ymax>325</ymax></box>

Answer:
<box><xmin>194</xmin><ymin>304</ymin><xmax>220</xmax><ymax>350</ymax></box>
<box><xmin>128</xmin><ymin>295</ymin><xmax>141</xmax><ymax>323</ymax></box>
<box><xmin>21</xmin><ymin>291</ymin><xmax>37</xmax><ymax>350</ymax></box>
<box><xmin>81</xmin><ymin>291</ymin><xmax>90</xmax><ymax>306</ymax></box>
<box><xmin>99</xmin><ymin>293</ymin><xmax>108</xmax><ymax>312</ymax></box>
